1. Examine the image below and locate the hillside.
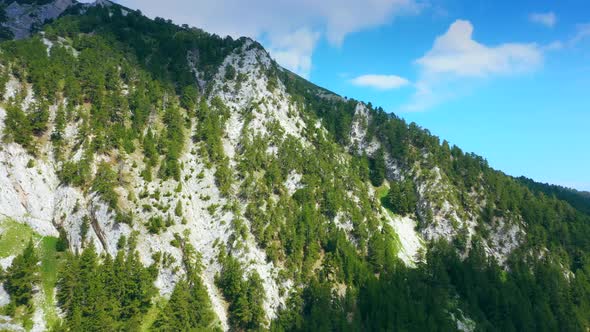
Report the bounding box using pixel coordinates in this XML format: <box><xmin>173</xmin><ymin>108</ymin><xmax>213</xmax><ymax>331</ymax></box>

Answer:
<box><xmin>0</xmin><ymin>1</ymin><xmax>589</xmax><ymax>331</ymax></box>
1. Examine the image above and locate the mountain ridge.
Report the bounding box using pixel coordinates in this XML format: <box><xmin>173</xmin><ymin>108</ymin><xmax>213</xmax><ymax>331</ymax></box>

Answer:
<box><xmin>0</xmin><ymin>1</ymin><xmax>588</xmax><ymax>331</ymax></box>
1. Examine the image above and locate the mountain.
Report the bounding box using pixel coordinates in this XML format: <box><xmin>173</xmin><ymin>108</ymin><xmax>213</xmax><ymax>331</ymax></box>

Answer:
<box><xmin>0</xmin><ymin>0</ymin><xmax>74</xmax><ymax>40</ymax></box>
<box><xmin>0</xmin><ymin>1</ymin><xmax>588</xmax><ymax>331</ymax></box>
<box><xmin>516</xmin><ymin>176</ymin><xmax>590</xmax><ymax>216</ymax></box>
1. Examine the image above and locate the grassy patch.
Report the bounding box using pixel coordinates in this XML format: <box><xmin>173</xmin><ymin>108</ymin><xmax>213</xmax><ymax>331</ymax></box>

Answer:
<box><xmin>40</xmin><ymin>236</ymin><xmax>60</xmax><ymax>327</ymax></box>
<box><xmin>140</xmin><ymin>296</ymin><xmax>166</xmax><ymax>331</ymax></box>
<box><xmin>40</xmin><ymin>237</ymin><xmax>58</xmax><ymax>294</ymax></box>
<box><xmin>375</xmin><ymin>183</ymin><xmax>389</xmax><ymax>200</ymax></box>
<box><xmin>0</xmin><ymin>219</ymin><xmax>39</xmax><ymax>258</ymax></box>
<box><xmin>376</xmin><ymin>183</ymin><xmax>397</xmax><ymax>213</ymax></box>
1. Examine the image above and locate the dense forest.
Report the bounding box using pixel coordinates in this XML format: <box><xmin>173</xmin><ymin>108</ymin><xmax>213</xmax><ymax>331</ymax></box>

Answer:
<box><xmin>0</xmin><ymin>2</ymin><xmax>588</xmax><ymax>331</ymax></box>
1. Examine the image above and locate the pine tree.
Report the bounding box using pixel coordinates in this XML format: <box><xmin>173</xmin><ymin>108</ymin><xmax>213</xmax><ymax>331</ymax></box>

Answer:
<box><xmin>368</xmin><ymin>233</ymin><xmax>386</xmax><ymax>271</ymax></box>
<box><xmin>4</xmin><ymin>239</ymin><xmax>39</xmax><ymax>307</ymax></box>
<box><xmin>3</xmin><ymin>101</ymin><xmax>34</xmax><ymax>153</ymax></box>
<box><xmin>175</xmin><ymin>200</ymin><xmax>183</xmax><ymax>217</ymax></box>
<box><xmin>153</xmin><ymin>238</ymin><xmax>218</xmax><ymax>331</ymax></box>
<box><xmin>160</xmin><ymin>104</ymin><xmax>185</xmax><ymax>181</ymax></box>
<box><xmin>387</xmin><ymin>179</ymin><xmax>417</xmax><ymax>215</ymax></box>
<box><xmin>28</xmin><ymin>100</ymin><xmax>50</xmax><ymax>136</ymax></box>
<box><xmin>152</xmin><ymin>280</ymin><xmax>192</xmax><ymax>331</ymax></box>
<box><xmin>57</xmin><ymin>252</ymin><xmax>80</xmax><ymax>318</ymax></box>
<box><xmin>370</xmin><ymin>149</ymin><xmax>386</xmax><ymax>187</ymax></box>
<box><xmin>143</xmin><ymin>129</ymin><xmax>159</xmax><ymax>167</ymax></box>
<box><xmin>246</xmin><ymin>272</ymin><xmax>266</xmax><ymax>329</ymax></box>
<box><xmin>180</xmin><ymin>84</ymin><xmax>198</xmax><ymax>111</ymax></box>
<box><xmin>93</xmin><ymin>162</ymin><xmax>120</xmax><ymax>211</ymax></box>
<box><xmin>51</xmin><ymin>103</ymin><xmax>67</xmax><ymax>159</ymax></box>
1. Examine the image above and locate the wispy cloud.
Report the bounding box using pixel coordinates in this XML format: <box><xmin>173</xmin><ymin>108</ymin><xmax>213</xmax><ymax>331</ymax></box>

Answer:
<box><xmin>529</xmin><ymin>12</ymin><xmax>557</xmax><ymax>28</ymax></box>
<box><xmin>543</xmin><ymin>23</ymin><xmax>590</xmax><ymax>51</ymax></box>
<box><xmin>571</xmin><ymin>23</ymin><xmax>590</xmax><ymax>45</ymax></box>
<box><xmin>543</xmin><ymin>40</ymin><xmax>563</xmax><ymax>51</ymax></box>
<box><xmin>539</xmin><ymin>23</ymin><xmax>590</xmax><ymax>52</ymax></box>
<box><xmin>350</xmin><ymin>74</ymin><xmax>410</xmax><ymax>90</ymax></box>
<box><xmin>402</xmin><ymin>20</ymin><xmax>543</xmax><ymax>111</ymax></box>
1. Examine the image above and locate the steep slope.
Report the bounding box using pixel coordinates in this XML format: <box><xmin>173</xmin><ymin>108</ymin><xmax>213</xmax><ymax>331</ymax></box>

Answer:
<box><xmin>0</xmin><ymin>2</ymin><xmax>588</xmax><ymax>332</ymax></box>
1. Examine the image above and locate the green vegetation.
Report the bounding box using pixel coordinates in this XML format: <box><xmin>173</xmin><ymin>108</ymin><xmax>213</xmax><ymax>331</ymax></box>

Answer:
<box><xmin>0</xmin><ymin>219</ymin><xmax>38</xmax><ymax>257</ymax></box>
<box><xmin>40</xmin><ymin>237</ymin><xmax>60</xmax><ymax>327</ymax></box>
<box><xmin>0</xmin><ymin>2</ymin><xmax>588</xmax><ymax>331</ymax></box>
<box><xmin>56</xmin><ymin>244</ymin><xmax>157</xmax><ymax>331</ymax></box>
<box><xmin>4</xmin><ymin>239</ymin><xmax>39</xmax><ymax>309</ymax></box>
<box><xmin>3</xmin><ymin>101</ymin><xmax>37</xmax><ymax>154</ymax></box>
<box><xmin>273</xmin><ymin>240</ymin><xmax>590</xmax><ymax>332</ymax></box>
<box><xmin>152</xmin><ymin>236</ymin><xmax>220</xmax><ymax>331</ymax></box>
<box><xmin>517</xmin><ymin>176</ymin><xmax>590</xmax><ymax>215</ymax></box>
<box><xmin>216</xmin><ymin>252</ymin><xmax>266</xmax><ymax>330</ymax></box>
<box><xmin>0</xmin><ymin>219</ymin><xmax>62</xmax><ymax>326</ymax></box>
<box><xmin>369</xmin><ymin>149</ymin><xmax>386</xmax><ymax>187</ymax></box>
<box><xmin>159</xmin><ymin>104</ymin><xmax>185</xmax><ymax>181</ymax></box>
<box><xmin>92</xmin><ymin>162</ymin><xmax>120</xmax><ymax>211</ymax></box>
<box><xmin>146</xmin><ymin>216</ymin><xmax>165</xmax><ymax>234</ymax></box>
<box><xmin>180</xmin><ymin>85</ymin><xmax>199</xmax><ymax>111</ymax></box>
<box><xmin>387</xmin><ymin>178</ymin><xmax>418</xmax><ymax>215</ymax></box>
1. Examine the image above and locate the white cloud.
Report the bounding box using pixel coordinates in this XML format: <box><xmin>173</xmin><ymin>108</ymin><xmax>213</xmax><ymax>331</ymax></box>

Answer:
<box><xmin>114</xmin><ymin>0</ymin><xmax>421</xmax><ymax>77</ymax></box>
<box><xmin>267</xmin><ymin>28</ymin><xmax>320</xmax><ymax>78</ymax></box>
<box><xmin>350</xmin><ymin>74</ymin><xmax>410</xmax><ymax>90</ymax></box>
<box><xmin>416</xmin><ymin>20</ymin><xmax>542</xmax><ymax>77</ymax></box>
<box><xmin>529</xmin><ymin>12</ymin><xmax>557</xmax><ymax>28</ymax></box>
<box><xmin>314</xmin><ymin>0</ymin><xmax>423</xmax><ymax>45</ymax></box>
<box><xmin>402</xmin><ymin>20</ymin><xmax>543</xmax><ymax>111</ymax></box>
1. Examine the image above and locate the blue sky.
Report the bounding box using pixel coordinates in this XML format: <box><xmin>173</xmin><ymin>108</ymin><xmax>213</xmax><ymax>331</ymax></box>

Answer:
<box><xmin>309</xmin><ymin>1</ymin><xmax>590</xmax><ymax>191</ymax></box>
<box><xmin>112</xmin><ymin>0</ymin><xmax>590</xmax><ymax>191</ymax></box>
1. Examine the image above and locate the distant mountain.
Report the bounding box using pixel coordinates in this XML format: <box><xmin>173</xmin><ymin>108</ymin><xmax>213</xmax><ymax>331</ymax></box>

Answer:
<box><xmin>0</xmin><ymin>0</ymin><xmax>74</xmax><ymax>39</ymax></box>
<box><xmin>516</xmin><ymin>176</ymin><xmax>590</xmax><ymax>215</ymax></box>
<box><xmin>0</xmin><ymin>1</ymin><xmax>588</xmax><ymax>331</ymax></box>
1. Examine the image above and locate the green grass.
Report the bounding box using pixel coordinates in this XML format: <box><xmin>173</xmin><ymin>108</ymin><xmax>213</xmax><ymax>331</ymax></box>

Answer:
<box><xmin>40</xmin><ymin>237</ymin><xmax>58</xmax><ymax>293</ymax></box>
<box><xmin>375</xmin><ymin>183</ymin><xmax>389</xmax><ymax>200</ymax></box>
<box><xmin>140</xmin><ymin>296</ymin><xmax>166</xmax><ymax>331</ymax></box>
<box><xmin>376</xmin><ymin>183</ymin><xmax>397</xmax><ymax>213</ymax></box>
<box><xmin>40</xmin><ymin>236</ymin><xmax>60</xmax><ymax>327</ymax></box>
<box><xmin>0</xmin><ymin>218</ymin><xmax>39</xmax><ymax>258</ymax></box>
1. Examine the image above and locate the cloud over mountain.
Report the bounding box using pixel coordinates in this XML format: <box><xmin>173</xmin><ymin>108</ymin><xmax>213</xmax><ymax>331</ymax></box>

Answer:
<box><xmin>114</xmin><ymin>0</ymin><xmax>422</xmax><ymax>77</ymax></box>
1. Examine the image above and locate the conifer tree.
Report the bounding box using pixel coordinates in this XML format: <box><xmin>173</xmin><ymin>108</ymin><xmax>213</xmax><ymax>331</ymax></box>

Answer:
<box><xmin>4</xmin><ymin>239</ymin><xmax>39</xmax><ymax>307</ymax></box>
<box><xmin>387</xmin><ymin>179</ymin><xmax>417</xmax><ymax>215</ymax></box>
<box><xmin>370</xmin><ymin>149</ymin><xmax>386</xmax><ymax>187</ymax></box>
<box><xmin>180</xmin><ymin>84</ymin><xmax>198</xmax><ymax>111</ymax></box>
<box><xmin>3</xmin><ymin>101</ymin><xmax>34</xmax><ymax>153</ymax></box>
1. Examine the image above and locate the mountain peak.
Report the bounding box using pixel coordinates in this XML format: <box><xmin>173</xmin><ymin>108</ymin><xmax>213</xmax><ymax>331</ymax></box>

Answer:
<box><xmin>0</xmin><ymin>0</ymin><xmax>75</xmax><ymax>39</ymax></box>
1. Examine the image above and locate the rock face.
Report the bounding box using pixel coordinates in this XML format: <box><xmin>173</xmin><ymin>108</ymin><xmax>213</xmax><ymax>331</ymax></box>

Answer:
<box><xmin>1</xmin><ymin>0</ymin><xmax>75</xmax><ymax>39</ymax></box>
<box><xmin>0</xmin><ymin>101</ymin><xmax>60</xmax><ymax>237</ymax></box>
<box><xmin>0</xmin><ymin>42</ymin><xmax>304</xmax><ymax>330</ymax></box>
<box><xmin>347</xmin><ymin>103</ymin><xmax>525</xmax><ymax>265</ymax></box>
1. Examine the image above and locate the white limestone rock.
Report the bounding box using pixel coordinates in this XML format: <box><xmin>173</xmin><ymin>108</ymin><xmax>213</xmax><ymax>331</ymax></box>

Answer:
<box><xmin>386</xmin><ymin>214</ymin><xmax>425</xmax><ymax>266</ymax></box>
